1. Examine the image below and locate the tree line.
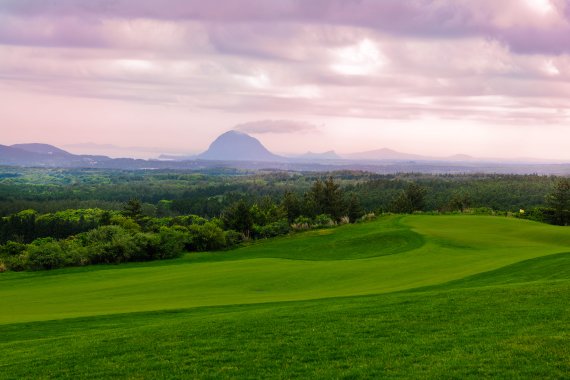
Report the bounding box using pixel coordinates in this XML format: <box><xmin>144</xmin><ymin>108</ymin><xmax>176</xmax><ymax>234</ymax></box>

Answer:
<box><xmin>1</xmin><ymin>176</ymin><xmax>567</xmax><ymax>272</ymax></box>
<box><xmin>0</xmin><ymin>177</ymin><xmax>366</xmax><ymax>271</ymax></box>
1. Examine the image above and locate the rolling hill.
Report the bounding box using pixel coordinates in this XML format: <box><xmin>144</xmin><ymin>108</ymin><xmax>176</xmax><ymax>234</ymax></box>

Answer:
<box><xmin>0</xmin><ymin>215</ymin><xmax>569</xmax><ymax>378</ymax></box>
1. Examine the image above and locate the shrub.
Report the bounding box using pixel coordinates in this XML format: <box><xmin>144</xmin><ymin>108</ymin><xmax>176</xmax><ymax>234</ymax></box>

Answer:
<box><xmin>291</xmin><ymin>216</ymin><xmax>312</xmax><ymax>231</ymax></box>
<box><xmin>60</xmin><ymin>238</ymin><xmax>90</xmax><ymax>266</ymax></box>
<box><xmin>314</xmin><ymin>214</ymin><xmax>336</xmax><ymax>227</ymax></box>
<box><xmin>27</xmin><ymin>239</ymin><xmax>67</xmax><ymax>270</ymax></box>
<box><xmin>225</xmin><ymin>230</ymin><xmax>245</xmax><ymax>247</ymax></box>
<box><xmin>253</xmin><ymin>219</ymin><xmax>290</xmax><ymax>239</ymax></box>
<box><xmin>129</xmin><ymin>232</ymin><xmax>157</xmax><ymax>261</ymax></box>
<box><xmin>3</xmin><ymin>254</ymin><xmax>28</xmax><ymax>271</ymax></box>
<box><xmin>358</xmin><ymin>213</ymin><xmax>377</xmax><ymax>223</ymax></box>
<box><xmin>471</xmin><ymin>207</ymin><xmax>495</xmax><ymax>215</ymax></box>
<box><xmin>0</xmin><ymin>241</ymin><xmax>27</xmax><ymax>256</ymax></box>
<box><xmin>84</xmin><ymin>225</ymin><xmax>137</xmax><ymax>264</ymax></box>
<box><xmin>155</xmin><ymin>227</ymin><xmax>187</xmax><ymax>259</ymax></box>
<box><xmin>188</xmin><ymin>222</ymin><xmax>226</xmax><ymax>251</ymax></box>
<box><xmin>109</xmin><ymin>215</ymin><xmax>141</xmax><ymax>232</ymax></box>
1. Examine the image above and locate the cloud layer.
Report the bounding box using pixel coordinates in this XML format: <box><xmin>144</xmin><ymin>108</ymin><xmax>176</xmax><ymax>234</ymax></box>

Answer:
<box><xmin>0</xmin><ymin>0</ymin><xmax>569</xmax><ymax>159</ymax></box>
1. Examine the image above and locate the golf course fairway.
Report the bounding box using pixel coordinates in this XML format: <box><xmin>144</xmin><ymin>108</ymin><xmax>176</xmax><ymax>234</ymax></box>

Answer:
<box><xmin>0</xmin><ymin>215</ymin><xmax>568</xmax><ymax>378</ymax></box>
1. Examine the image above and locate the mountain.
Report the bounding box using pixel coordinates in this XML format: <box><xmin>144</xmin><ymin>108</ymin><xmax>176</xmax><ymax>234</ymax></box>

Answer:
<box><xmin>0</xmin><ymin>145</ymin><xmax>46</xmax><ymax>165</ymax></box>
<box><xmin>0</xmin><ymin>144</ymin><xmax>111</xmax><ymax>167</ymax></box>
<box><xmin>297</xmin><ymin>151</ymin><xmax>341</xmax><ymax>160</ymax></box>
<box><xmin>198</xmin><ymin>131</ymin><xmax>282</xmax><ymax>162</ymax></box>
<box><xmin>11</xmin><ymin>143</ymin><xmax>73</xmax><ymax>157</ymax></box>
<box><xmin>344</xmin><ymin>148</ymin><xmax>427</xmax><ymax>161</ymax></box>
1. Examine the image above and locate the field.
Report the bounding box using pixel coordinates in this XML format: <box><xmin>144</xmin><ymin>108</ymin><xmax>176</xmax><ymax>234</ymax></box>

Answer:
<box><xmin>1</xmin><ymin>215</ymin><xmax>569</xmax><ymax>378</ymax></box>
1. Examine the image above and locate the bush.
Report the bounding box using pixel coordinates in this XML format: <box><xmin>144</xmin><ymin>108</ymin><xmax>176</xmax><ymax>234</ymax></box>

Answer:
<box><xmin>188</xmin><ymin>222</ymin><xmax>226</xmax><ymax>251</ymax></box>
<box><xmin>84</xmin><ymin>225</ymin><xmax>137</xmax><ymax>264</ymax></box>
<box><xmin>358</xmin><ymin>213</ymin><xmax>377</xmax><ymax>223</ymax></box>
<box><xmin>155</xmin><ymin>227</ymin><xmax>187</xmax><ymax>259</ymax></box>
<box><xmin>253</xmin><ymin>219</ymin><xmax>290</xmax><ymax>239</ymax></box>
<box><xmin>0</xmin><ymin>241</ymin><xmax>27</xmax><ymax>256</ymax></box>
<box><xmin>471</xmin><ymin>207</ymin><xmax>495</xmax><ymax>215</ymax></box>
<box><xmin>3</xmin><ymin>254</ymin><xmax>28</xmax><ymax>271</ymax></box>
<box><xmin>291</xmin><ymin>216</ymin><xmax>312</xmax><ymax>231</ymax></box>
<box><xmin>314</xmin><ymin>214</ymin><xmax>336</xmax><ymax>228</ymax></box>
<box><xmin>109</xmin><ymin>215</ymin><xmax>141</xmax><ymax>232</ymax></box>
<box><xmin>60</xmin><ymin>238</ymin><xmax>90</xmax><ymax>266</ymax></box>
<box><xmin>27</xmin><ymin>239</ymin><xmax>67</xmax><ymax>270</ymax></box>
<box><xmin>129</xmin><ymin>232</ymin><xmax>157</xmax><ymax>262</ymax></box>
<box><xmin>225</xmin><ymin>230</ymin><xmax>245</xmax><ymax>247</ymax></box>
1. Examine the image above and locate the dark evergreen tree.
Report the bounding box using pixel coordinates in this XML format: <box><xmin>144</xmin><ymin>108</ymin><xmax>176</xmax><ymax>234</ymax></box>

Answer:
<box><xmin>305</xmin><ymin>177</ymin><xmax>345</xmax><ymax>220</ymax></box>
<box><xmin>282</xmin><ymin>191</ymin><xmax>302</xmax><ymax>223</ymax></box>
<box><xmin>546</xmin><ymin>179</ymin><xmax>570</xmax><ymax>225</ymax></box>
<box><xmin>123</xmin><ymin>199</ymin><xmax>143</xmax><ymax>221</ymax></box>
<box><xmin>222</xmin><ymin>200</ymin><xmax>253</xmax><ymax>237</ymax></box>
<box><xmin>449</xmin><ymin>192</ymin><xmax>471</xmax><ymax>212</ymax></box>
<box><xmin>390</xmin><ymin>182</ymin><xmax>427</xmax><ymax>213</ymax></box>
<box><xmin>347</xmin><ymin>194</ymin><xmax>364</xmax><ymax>222</ymax></box>
<box><xmin>323</xmin><ymin>177</ymin><xmax>345</xmax><ymax>220</ymax></box>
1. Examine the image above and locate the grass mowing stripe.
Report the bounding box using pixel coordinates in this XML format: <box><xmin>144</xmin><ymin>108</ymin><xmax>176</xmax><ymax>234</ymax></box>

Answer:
<box><xmin>0</xmin><ymin>280</ymin><xmax>568</xmax><ymax>379</ymax></box>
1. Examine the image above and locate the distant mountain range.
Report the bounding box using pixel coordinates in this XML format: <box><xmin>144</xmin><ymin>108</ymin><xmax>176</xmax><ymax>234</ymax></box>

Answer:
<box><xmin>295</xmin><ymin>151</ymin><xmax>341</xmax><ymax>160</ymax></box>
<box><xmin>344</xmin><ymin>148</ymin><xmax>427</xmax><ymax>161</ymax></box>
<box><xmin>1</xmin><ymin>132</ymin><xmax>568</xmax><ymax>175</ymax></box>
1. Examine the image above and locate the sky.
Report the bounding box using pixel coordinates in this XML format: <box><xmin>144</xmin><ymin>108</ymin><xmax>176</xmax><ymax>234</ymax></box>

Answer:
<box><xmin>1</xmin><ymin>0</ymin><xmax>569</xmax><ymax>160</ymax></box>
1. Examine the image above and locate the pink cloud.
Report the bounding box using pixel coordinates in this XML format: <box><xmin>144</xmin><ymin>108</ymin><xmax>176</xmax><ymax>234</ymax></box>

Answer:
<box><xmin>2</xmin><ymin>0</ymin><xmax>570</xmax><ymax>53</ymax></box>
<box><xmin>0</xmin><ymin>0</ymin><xmax>569</xmax><ymax>160</ymax></box>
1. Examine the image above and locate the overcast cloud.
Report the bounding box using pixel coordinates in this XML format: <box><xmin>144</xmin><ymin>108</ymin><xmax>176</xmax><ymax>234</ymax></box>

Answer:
<box><xmin>0</xmin><ymin>0</ymin><xmax>569</xmax><ymax>159</ymax></box>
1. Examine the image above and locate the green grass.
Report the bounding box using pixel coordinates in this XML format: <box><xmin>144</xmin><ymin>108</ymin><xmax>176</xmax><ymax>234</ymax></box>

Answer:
<box><xmin>0</xmin><ymin>215</ymin><xmax>569</xmax><ymax>378</ymax></box>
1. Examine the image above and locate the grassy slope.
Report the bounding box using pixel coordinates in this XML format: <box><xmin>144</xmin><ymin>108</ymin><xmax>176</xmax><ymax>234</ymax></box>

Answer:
<box><xmin>0</xmin><ymin>253</ymin><xmax>569</xmax><ymax>379</ymax></box>
<box><xmin>0</xmin><ymin>215</ymin><xmax>569</xmax><ymax>378</ymax></box>
<box><xmin>0</xmin><ymin>215</ymin><xmax>568</xmax><ymax>324</ymax></box>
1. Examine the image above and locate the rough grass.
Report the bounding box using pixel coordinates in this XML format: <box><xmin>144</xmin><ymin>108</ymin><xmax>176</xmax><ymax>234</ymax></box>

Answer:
<box><xmin>0</xmin><ymin>215</ymin><xmax>568</xmax><ymax>378</ymax></box>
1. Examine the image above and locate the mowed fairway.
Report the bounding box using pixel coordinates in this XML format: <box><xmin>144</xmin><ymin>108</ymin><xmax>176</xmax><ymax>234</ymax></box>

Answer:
<box><xmin>0</xmin><ymin>215</ymin><xmax>569</xmax><ymax>378</ymax></box>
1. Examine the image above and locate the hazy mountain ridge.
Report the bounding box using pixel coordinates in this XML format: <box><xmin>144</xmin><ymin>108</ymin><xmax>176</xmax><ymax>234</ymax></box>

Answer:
<box><xmin>296</xmin><ymin>151</ymin><xmax>341</xmax><ymax>160</ymax></box>
<box><xmin>1</xmin><ymin>131</ymin><xmax>569</xmax><ymax>175</ymax></box>
<box><xmin>0</xmin><ymin>144</ymin><xmax>111</xmax><ymax>167</ymax></box>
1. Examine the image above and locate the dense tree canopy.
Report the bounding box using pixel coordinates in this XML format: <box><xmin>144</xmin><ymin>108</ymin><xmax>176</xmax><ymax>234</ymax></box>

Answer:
<box><xmin>0</xmin><ymin>167</ymin><xmax>567</xmax><ymax>272</ymax></box>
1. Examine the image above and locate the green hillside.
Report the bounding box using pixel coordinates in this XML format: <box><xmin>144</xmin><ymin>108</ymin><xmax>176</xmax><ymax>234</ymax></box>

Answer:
<box><xmin>0</xmin><ymin>215</ymin><xmax>568</xmax><ymax>378</ymax></box>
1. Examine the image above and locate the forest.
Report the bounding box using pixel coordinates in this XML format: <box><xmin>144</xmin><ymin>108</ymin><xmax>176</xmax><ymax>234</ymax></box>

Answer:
<box><xmin>0</xmin><ymin>167</ymin><xmax>568</xmax><ymax>272</ymax></box>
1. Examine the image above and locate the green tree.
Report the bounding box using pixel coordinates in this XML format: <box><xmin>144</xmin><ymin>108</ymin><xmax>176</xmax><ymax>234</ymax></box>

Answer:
<box><xmin>305</xmin><ymin>177</ymin><xmax>345</xmax><ymax>220</ymax></box>
<box><xmin>282</xmin><ymin>191</ymin><xmax>302</xmax><ymax>223</ymax></box>
<box><xmin>123</xmin><ymin>199</ymin><xmax>143</xmax><ymax>221</ymax></box>
<box><xmin>391</xmin><ymin>191</ymin><xmax>414</xmax><ymax>213</ymax></box>
<box><xmin>222</xmin><ymin>200</ymin><xmax>253</xmax><ymax>237</ymax></box>
<box><xmin>323</xmin><ymin>177</ymin><xmax>345</xmax><ymax>220</ymax></box>
<box><xmin>188</xmin><ymin>222</ymin><xmax>226</xmax><ymax>251</ymax></box>
<box><xmin>27</xmin><ymin>238</ymin><xmax>66</xmax><ymax>270</ymax></box>
<box><xmin>347</xmin><ymin>194</ymin><xmax>364</xmax><ymax>222</ymax></box>
<box><xmin>449</xmin><ymin>192</ymin><xmax>471</xmax><ymax>212</ymax></box>
<box><xmin>546</xmin><ymin>179</ymin><xmax>570</xmax><ymax>226</ymax></box>
<box><xmin>391</xmin><ymin>183</ymin><xmax>427</xmax><ymax>213</ymax></box>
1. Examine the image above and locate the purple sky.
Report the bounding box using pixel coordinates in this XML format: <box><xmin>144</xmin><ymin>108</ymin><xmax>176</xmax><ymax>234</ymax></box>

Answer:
<box><xmin>1</xmin><ymin>0</ymin><xmax>569</xmax><ymax>159</ymax></box>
